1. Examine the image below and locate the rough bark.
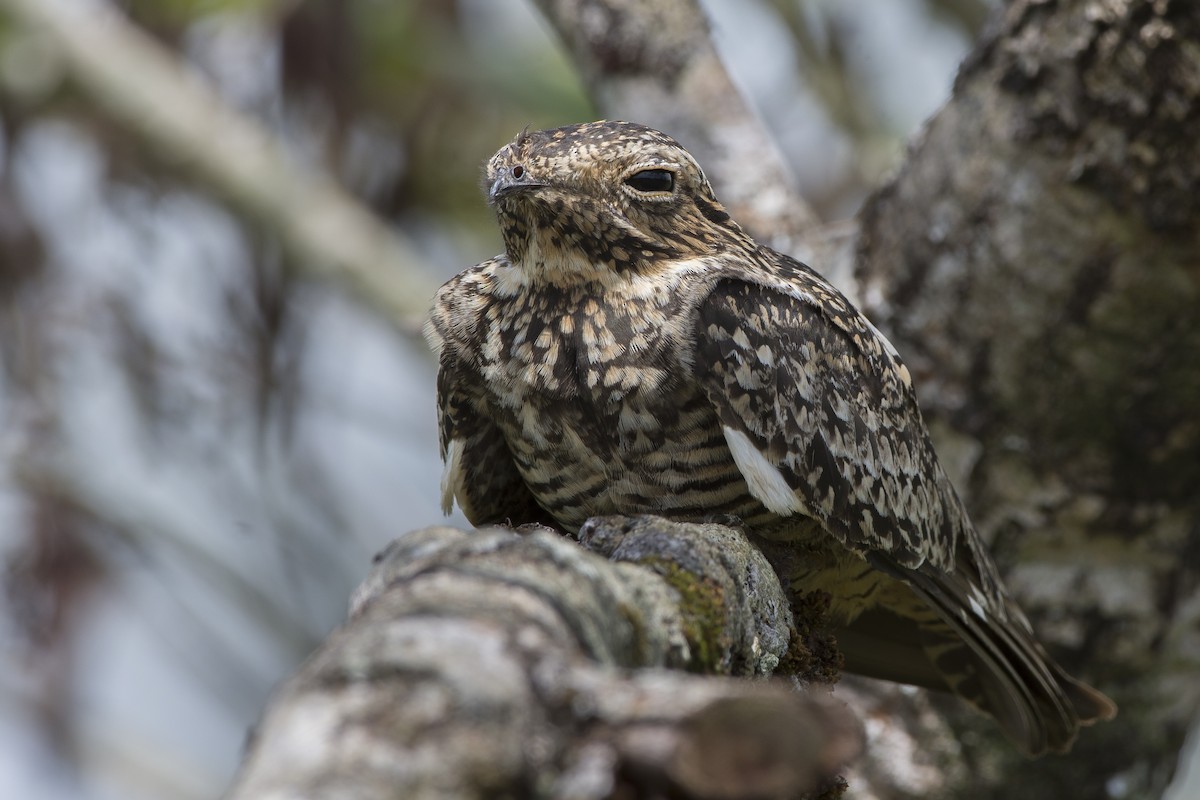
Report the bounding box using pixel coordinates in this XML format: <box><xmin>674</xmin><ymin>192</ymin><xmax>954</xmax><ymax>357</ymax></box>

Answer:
<box><xmin>852</xmin><ymin>1</ymin><xmax>1200</xmax><ymax>798</ymax></box>
<box><xmin>226</xmin><ymin>519</ymin><xmax>861</xmax><ymax>800</ymax></box>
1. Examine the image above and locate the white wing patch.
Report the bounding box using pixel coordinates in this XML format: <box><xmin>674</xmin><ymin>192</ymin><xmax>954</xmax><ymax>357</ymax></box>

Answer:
<box><xmin>967</xmin><ymin>585</ymin><xmax>990</xmax><ymax>620</ymax></box>
<box><xmin>723</xmin><ymin>425</ymin><xmax>804</xmax><ymax>516</ymax></box>
<box><xmin>441</xmin><ymin>438</ymin><xmax>465</xmax><ymax>515</ymax></box>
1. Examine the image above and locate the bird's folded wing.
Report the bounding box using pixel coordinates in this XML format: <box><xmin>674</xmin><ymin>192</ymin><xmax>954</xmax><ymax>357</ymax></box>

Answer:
<box><xmin>689</xmin><ymin>273</ymin><xmax>958</xmax><ymax>571</ymax></box>
<box><xmin>435</xmin><ymin>349</ymin><xmax>553</xmax><ymax>528</ymax></box>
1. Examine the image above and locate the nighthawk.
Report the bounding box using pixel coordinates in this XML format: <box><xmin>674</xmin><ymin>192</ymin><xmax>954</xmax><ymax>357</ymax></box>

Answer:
<box><xmin>425</xmin><ymin>120</ymin><xmax>1116</xmax><ymax>755</ymax></box>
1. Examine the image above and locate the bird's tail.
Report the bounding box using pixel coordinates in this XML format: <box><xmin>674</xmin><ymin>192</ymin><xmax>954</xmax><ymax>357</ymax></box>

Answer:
<box><xmin>908</xmin><ymin>566</ymin><xmax>1117</xmax><ymax>756</ymax></box>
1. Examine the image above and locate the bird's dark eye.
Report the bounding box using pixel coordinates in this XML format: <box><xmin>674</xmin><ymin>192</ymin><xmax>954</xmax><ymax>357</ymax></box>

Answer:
<box><xmin>624</xmin><ymin>169</ymin><xmax>675</xmax><ymax>194</ymax></box>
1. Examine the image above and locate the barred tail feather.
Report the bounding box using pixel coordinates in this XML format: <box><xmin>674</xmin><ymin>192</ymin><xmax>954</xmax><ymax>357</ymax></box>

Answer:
<box><xmin>901</xmin><ymin>561</ymin><xmax>1116</xmax><ymax>755</ymax></box>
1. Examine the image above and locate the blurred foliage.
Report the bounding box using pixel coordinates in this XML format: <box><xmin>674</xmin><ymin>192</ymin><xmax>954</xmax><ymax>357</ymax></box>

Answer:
<box><xmin>121</xmin><ymin>0</ymin><xmax>594</xmax><ymax>237</ymax></box>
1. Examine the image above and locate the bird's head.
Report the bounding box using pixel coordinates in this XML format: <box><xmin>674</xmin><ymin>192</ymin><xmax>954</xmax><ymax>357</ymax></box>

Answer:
<box><xmin>483</xmin><ymin>120</ymin><xmax>747</xmax><ymax>283</ymax></box>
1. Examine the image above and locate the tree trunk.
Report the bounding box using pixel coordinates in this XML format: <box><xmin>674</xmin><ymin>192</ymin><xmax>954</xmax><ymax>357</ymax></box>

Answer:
<box><xmin>854</xmin><ymin>2</ymin><xmax>1200</xmax><ymax>797</ymax></box>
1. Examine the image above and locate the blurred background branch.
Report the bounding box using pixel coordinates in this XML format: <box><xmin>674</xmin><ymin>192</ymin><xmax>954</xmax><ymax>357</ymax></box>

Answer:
<box><xmin>0</xmin><ymin>0</ymin><xmax>434</xmax><ymax>327</ymax></box>
<box><xmin>532</xmin><ymin>0</ymin><xmax>817</xmax><ymax>250</ymax></box>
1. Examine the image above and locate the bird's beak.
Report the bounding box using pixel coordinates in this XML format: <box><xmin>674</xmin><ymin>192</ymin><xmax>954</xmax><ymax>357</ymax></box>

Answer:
<box><xmin>487</xmin><ymin>168</ymin><xmax>547</xmax><ymax>205</ymax></box>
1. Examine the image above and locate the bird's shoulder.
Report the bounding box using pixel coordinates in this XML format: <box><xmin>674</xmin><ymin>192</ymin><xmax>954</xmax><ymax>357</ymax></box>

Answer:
<box><xmin>424</xmin><ymin>256</ymin><xmax>525</xmax><ymax>361</ymax></box>
<box><xmin>696</xmin><ymin>247</ymin><xmax>914</xmax><ymax>398</ymax></box>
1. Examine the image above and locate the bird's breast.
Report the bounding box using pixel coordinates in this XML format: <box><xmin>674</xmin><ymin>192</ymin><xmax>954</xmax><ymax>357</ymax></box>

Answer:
<box><xmin>479</xmin><ymin>281</ymin><xmax>764</xmax><ymax>531</ymax></box>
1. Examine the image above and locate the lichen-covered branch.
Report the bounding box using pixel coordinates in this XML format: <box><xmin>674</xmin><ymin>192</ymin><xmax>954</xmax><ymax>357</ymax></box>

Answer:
<box><xmin>852</xmin><ymin>1</ymin><xmax>1200</xmax><ymax>797</ymax></box>
<box><xmin>226</xmin><ymin>519</ymin><xmax>860</xmax><ymax>800</ymax></box>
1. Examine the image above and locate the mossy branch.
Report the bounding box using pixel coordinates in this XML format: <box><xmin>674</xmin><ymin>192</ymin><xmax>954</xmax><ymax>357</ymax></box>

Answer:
<box><xmin>226</xmin><ymin>518</ymin><xmax>860</xmax><ymax>800</ymax></box>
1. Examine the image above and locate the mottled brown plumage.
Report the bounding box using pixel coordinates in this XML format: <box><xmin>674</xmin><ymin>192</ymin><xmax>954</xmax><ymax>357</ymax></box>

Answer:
<box><xmin>425</xmin><ymin>120</ymin><xmax>1115</xmax><ymax>755</ymax></box>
